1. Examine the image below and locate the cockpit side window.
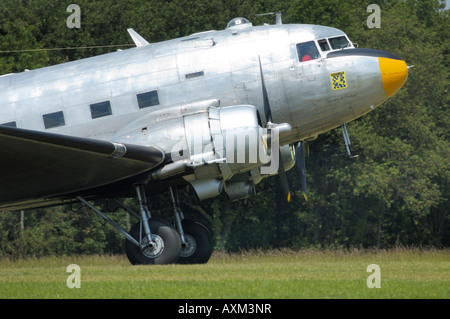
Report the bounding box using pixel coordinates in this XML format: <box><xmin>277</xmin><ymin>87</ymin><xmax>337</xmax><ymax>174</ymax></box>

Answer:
<box><xmin>329</xmin><ymin>36</ymin><xmax>350</xmax><ymax>49</ymax></box>
<box><xmin>297</xmin><ymin>41</ymin><xmax>320</xmax><ymax>62</ymax></box>
<box><xmin>318</xmin><ymin>39</ymin><xmax>330</xmax><ymax>52</ymax></box>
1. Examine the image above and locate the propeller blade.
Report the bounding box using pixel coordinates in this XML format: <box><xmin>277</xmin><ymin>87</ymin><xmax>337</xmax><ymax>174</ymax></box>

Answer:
<box><xmin>304</xmin><ymin>141</ymin><xmax>310</xmax><ymax>157</ymax></box>
<box><xmin>278</xmin><ymin>149</ymin><xmax>291</xmax><ymax>202</ymax></box>
<box><xmin>258</xmin><ymin>56</ymin><xmax>290</xmax><ymax>202</ymax></box>
<box><xmin>258</xmin><ymin>56</ymin><xmax>273</xmax><ymax>124</ymax></box>
<box><xmin>295</xmin><ymin>142</ymin><xmax>308</xmax><ymax>201</ymax></box>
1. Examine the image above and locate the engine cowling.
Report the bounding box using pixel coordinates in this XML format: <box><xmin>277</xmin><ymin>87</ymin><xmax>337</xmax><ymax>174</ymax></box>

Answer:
<box><xmin>112</xmin><ymin>99</ymin><xmax>290</xmax><ymax>201</ymax></box>
<box><xmin>179</xmin><ymin>102</ymin><xmax>269</xmax><ymax>200</ymax></box>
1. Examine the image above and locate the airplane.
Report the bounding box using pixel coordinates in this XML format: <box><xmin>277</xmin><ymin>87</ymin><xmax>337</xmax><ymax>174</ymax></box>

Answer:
<box><xmin>0</xmin><ymin>16</ymin><xmax>408</xmax><ymax>265</ymax></box>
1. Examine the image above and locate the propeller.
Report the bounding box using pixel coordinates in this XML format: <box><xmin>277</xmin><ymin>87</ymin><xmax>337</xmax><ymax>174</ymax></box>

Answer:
<box><xmin>258</xmin><ymin>56</ymin><xmax>308</xmax><ymax>202</ymax></box>
<box><xmin>295</xmin><ymin>142</ymin><xmax>308</xmax><ymax>201</ymax></box>
<box><xmin>258</xmin><ymin>56</ymin><xmax>289</xmax><ymax>201</ymax></box>
<box><xmin>259</xmin><ymin>56</ymin><xmax>273</xmax><ymax>125</ymax></box>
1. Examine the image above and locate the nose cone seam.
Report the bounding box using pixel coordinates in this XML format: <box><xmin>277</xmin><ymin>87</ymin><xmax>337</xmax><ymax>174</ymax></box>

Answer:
<box><xmin>378</xmin><ymin>57</ymin><xmax>408</xmax><ymax>99</ymax></box>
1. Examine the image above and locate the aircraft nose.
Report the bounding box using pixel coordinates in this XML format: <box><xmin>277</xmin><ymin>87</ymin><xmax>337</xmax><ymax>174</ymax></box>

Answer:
<box><xmin>378</xmin><ymin>56</ymin><xmax>408</xmax><ymax>98</ymax></box>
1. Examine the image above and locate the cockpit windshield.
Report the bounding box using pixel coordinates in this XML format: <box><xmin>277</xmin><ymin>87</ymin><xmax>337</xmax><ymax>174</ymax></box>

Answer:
<box><xmin>297</xmin><ymin>36</ymin><xmax>352</xmax><ymax>62</ymax></box>
<box><xmin>317</xmin><ymin>36</ymin><xmax>350</xmax><ymax>52</ymax></box>
<box><xmin>329</xmin><ymin>36</ymin><xmax>350</xmax><ymax>49</ymax></box>
<box><xmin>318</xmin><ymin>39</ymin><xmax>330</xmax><ymax>51</ymax></box>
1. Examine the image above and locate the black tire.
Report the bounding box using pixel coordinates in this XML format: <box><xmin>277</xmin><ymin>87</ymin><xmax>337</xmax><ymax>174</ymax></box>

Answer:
<box><xmin>178</xmin><ymin>220</ymin><xmax>213</xmax><ymax>264</ymax></box>
<box><xmin>125</xmin><ymin>219</ymin><xmax>181</xmax><ymax>265</ymax></box>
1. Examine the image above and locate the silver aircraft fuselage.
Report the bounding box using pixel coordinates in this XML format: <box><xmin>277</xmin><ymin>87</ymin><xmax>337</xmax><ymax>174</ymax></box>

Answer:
<box><xmin>0</xmin><ymin>19</ymin><xmax>408</xmax><ymax>202</ymax></box>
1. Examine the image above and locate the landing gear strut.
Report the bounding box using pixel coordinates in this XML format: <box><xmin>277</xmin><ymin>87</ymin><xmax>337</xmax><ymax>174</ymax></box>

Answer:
<box><xmin>124</xmin><ymin>186</ymin><xmax>182</xmax><ymax>264</ymax></box>
<box><xmin>170</xmin><ymin>187</ymin><xmax>213</xmax><ymax>264</ymax></box>
<box><xmin>77</xmin><ymin>186</ymin><xmax>213</xmax><ymax>265</ymax></box>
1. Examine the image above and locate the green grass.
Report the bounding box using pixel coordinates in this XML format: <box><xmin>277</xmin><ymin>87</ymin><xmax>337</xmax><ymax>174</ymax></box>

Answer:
<box><xmin>0</xmin><ymin>248</ymin><xmax>448</xmax><ymax>299</ymax></box>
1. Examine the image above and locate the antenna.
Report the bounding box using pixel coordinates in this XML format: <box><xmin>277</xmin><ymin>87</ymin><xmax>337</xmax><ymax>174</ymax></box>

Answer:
<box><xmin>256</xmin><ymin>12</ymin><xmax>282</xmax><ymax>25</ymax></box>
<box><xmin>127</xmin><ymin>28</ymin><xmax>150</xmax><ymax>47</ymax></box>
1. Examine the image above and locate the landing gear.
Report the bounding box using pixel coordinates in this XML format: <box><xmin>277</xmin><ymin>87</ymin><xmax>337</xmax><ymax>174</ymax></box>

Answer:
<box><xmin>77</xmin><ymin>185</ymin><xmax>213</xmax><ymax>265</ymax></box>
<box><xmin>125</xmin><ymin>219</ymin><xmax>181</xmax><ymax>265</ymax></box>
<box><xmin>170</xmin><ymin>187</ymin><xmax>213</xmax><ymax>264</ymax></box>
<box><xmin>178</xmin><ymin>219</ymin><xmax>213</xmax><ymax>264</ymax></box>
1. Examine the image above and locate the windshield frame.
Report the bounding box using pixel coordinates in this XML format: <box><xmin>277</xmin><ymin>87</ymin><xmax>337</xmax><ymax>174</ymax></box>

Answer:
<box><xmin>328</xmin><ymin>36</ymin><xmax>351</xmax><ymax>50</ymax></box>
<box><xmin>295</xmin><ymin>35</ymin><xmax>354</xmax><ymax>63</ymax></box>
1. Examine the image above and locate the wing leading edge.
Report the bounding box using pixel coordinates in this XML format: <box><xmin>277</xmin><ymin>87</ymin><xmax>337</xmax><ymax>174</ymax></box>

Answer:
<box><xmin>0</xmin><ymin>126</ymin><xmax>165</xmax><ymax>210</ymax></box>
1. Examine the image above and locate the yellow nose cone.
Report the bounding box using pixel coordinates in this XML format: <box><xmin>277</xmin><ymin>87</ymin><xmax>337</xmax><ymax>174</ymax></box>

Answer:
<box><xmin>378</xmin><ymin>57</ymin><xmax>408</xmax><ymax>98</ymax></box>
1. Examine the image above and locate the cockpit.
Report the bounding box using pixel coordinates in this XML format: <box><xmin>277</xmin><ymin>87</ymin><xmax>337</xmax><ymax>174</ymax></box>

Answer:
<box><xmin>297</xmin><ymin>35</ymin><xmax>352</xmax><ymax>62</ymax></box>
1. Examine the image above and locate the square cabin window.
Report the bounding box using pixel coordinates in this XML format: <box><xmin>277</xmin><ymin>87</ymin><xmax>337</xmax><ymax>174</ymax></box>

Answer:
<box><xmin>137</xmin><ymin>90</ymin><xmax>159</xmax><ymax>109</ymax></box>
<box><xmin>43</xmin><ymin>111</ymin><xmax>65</xmax><ymax>129</ymax></box>
<box><xmin>185</xmin><ymin>71</ymin><xmax>204</xmax><ymax>79</ymax></box>
<box><xmin>90</xmin><ymin>101</ymin><xmax>112</xmax><ymax>119</ymax></box>
<box><xmin>1</xmin><ymin>121</ymin><xmax>17</xmax><ymax>128</ymax></box>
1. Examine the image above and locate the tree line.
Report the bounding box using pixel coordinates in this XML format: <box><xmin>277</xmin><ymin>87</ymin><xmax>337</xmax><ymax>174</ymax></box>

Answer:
<box><xmin>0</xmin><ymin>0</ymin><xmax>448</xmax><ymax>258</ymax></box>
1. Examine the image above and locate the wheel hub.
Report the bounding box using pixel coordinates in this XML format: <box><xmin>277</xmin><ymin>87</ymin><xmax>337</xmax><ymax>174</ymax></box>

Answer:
<box><xmin>141</xmin><ymin>235</ymin><xmax>164</xmax><ymax>258</ymax></box>
<box><xmin>180</xmin><ymin>234</ymin><xmax>197</xmax><ymax>258</ymax></box>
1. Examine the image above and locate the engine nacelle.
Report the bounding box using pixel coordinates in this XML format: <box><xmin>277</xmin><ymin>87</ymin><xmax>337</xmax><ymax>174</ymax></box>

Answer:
<box><xmin>223</xmin><ymin>143</ymin><xmax>296</xmax><ymax>201</ymax></box>
<box><xmin>180</xmin><ymin>102</ymin><xmax>269</xmax><ymax>200</ymax></box>
<box><xmin>112</xmin><ymin>99</ymin><xmax>290</xmax><ymax>201</ymax></box>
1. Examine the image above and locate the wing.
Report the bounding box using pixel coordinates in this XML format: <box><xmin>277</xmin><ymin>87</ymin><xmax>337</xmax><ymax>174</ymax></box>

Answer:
<box><xmin>0</xmin><ymin>126</ymin><xmax>164</xmax><ymax>210</ymax></box>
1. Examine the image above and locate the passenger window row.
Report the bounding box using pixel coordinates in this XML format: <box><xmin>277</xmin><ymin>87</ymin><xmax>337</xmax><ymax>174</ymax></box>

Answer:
<box><xmin>1</xmin><ymin>89</ymin><xmax>159</xmax><ymax>129</ymax></box>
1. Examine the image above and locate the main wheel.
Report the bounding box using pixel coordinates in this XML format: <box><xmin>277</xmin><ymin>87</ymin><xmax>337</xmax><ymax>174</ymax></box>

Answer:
<box><xmin>125</xmin><ymin>219</ymin><xmax>181</xmax><ymax>265</ymax></box>
<box><xmin>178</xmin><ymin>220</ymin><xmax>213</xmax><ymax>264</ymax></box>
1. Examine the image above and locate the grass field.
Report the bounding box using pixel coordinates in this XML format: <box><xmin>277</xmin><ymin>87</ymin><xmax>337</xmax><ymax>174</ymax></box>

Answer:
<box><xmin>0</xmin><ymin>248</ymin><xmax>448</xmax><ymax>299</ymax></box>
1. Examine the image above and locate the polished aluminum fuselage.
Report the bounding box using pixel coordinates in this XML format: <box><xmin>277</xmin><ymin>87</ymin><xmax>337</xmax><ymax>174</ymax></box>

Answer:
<box><xmin>1</xmin><ymin>22</ymin><xmax>396</xmax><ymax>201</ymax></box>
<box><xmin>0</xmin><ymin>23</ymin><xmax>386</xmax><ymax>148</ymax></box>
